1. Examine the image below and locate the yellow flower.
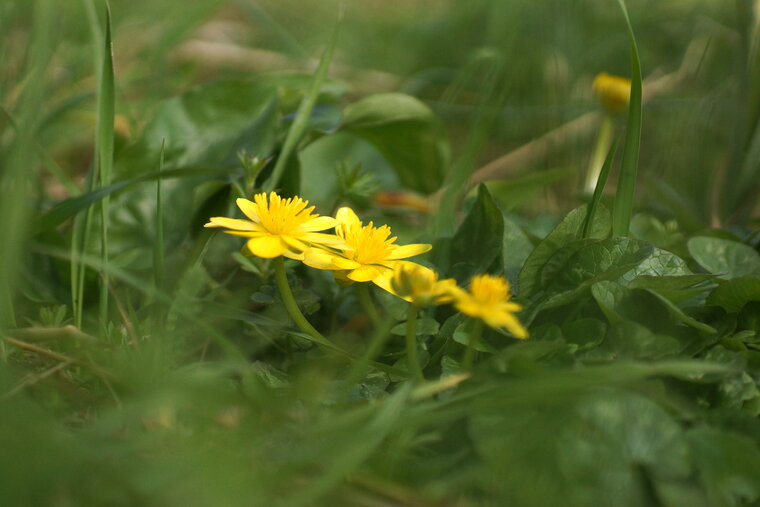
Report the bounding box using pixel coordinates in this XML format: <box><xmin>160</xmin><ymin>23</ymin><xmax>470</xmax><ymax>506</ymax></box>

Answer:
<box><xmin>204</xmin><ymin>192</ymin><xmax>343</xmax><ymax>259</ymax></box>
<box><xmin>450</xmin><ymin>274</ymin><xmax>528</xmax><ymax>339</ymax></box>
<box><xmin>303</xmin><ymin>207</ymin><xmax>432</xmax><ymax>283</ymax></box>
<box><xmin>592</xmin><ymin>72</ymin><xmax>631</xmax><ymax>113</ymax></box>
<box><xmin>374</xmin><ymin>261</ymin><xmax>457</xmax><ymax>307</ymax></box>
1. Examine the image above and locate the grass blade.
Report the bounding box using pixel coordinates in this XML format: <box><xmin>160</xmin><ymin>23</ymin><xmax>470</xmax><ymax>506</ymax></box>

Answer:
<box><xmin>37</xmin><ymin>167</ymin><xmax>230</xmax><ymax>233</ymax></box>
<box><xmin>0</xmin><ymin>0</ymin><xmax>52</xmax><ymax>329</ymax></box>
<box><xmin>153</xmin><ymin>141</ymin><xmax>166</xmax><ymax>293</ymax></box>
<box><xmin>611</xmin><ymin>0</ymin><xmax>643</xmax><ymax>237</ymax></box>
<box><xmin>262</xmin><ymin>8</ymin><xmax>343</xmax><ymax>193</ymax></box>
<box><xmin>96</xmin><ymin>2</ymin><xmax>116</xmax><ymax>333</ymax></box>
<box><xmin>583</xmin><ymin>137</ymin><xmax>619</xmax><ymax>238</ymax></box>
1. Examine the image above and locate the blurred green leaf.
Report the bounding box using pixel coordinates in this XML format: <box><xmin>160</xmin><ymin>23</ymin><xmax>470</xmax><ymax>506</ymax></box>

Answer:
<box><xmin>708</xmin><ymin>276</ymin><xmax>760</xmax><ymax>313</ymax></box>
<box><xmin>447</xmin><ymin>184</ymin><xmax>503</xmax><ymax>283</ymax></box>
<box><xmin>340</xmin><ymin>92</ymin><xmax>449</xmax><ymax>194</ymax></box>
<box><xmin>686</xmin><ymin>428</ymin><xmax>760</xmax><ymax>506</ymax></box>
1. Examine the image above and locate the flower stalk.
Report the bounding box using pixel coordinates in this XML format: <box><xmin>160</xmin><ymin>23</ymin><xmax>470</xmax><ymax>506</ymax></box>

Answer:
<box><xmin>461</xmin><ymin>319</ymin><xmax>484</xmax><ymax>371</ymax></box>
<box><xmin>274</xmin><ymin>257</ymin><xmax>332</xmax><ymax>348</ymax></box>
<box><xmin>405</xmin><ymin>304</ymin><xmax>424</xmax><ymax>382</ymax></box>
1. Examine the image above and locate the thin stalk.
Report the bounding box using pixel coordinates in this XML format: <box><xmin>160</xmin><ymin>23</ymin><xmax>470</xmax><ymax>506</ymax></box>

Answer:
<box><xmin>97</xmin><ymin>4</ymin><xmax>115</xmax><ymax>334</ymax></box>
<box><xmin>461</xmin><ymin>319</ymin><xmax>484</xmax><ymax>371</ymax></box>
<box><xmin>405</xmin><ymin>305</ymin><xmax>424</xmax><ymax>382</ymax></box>
<box><xmin>274</xmin><ymin>257</ymin><xmax>333</xmax><ymax>347</ymax></box>
<box><xmin>273</xmin><ymin>258</ymin><xmax>407</xmax><ymax>378</ymax></box>
<box><xmin>611</xmin><ymin>0</ymin><xmax>643</xmax><ymax>237</ymax></box>
<box><xmin>584</xmin><ymin>114</ymin><xmax>615</xmax><ymax>195</ymax></box>
<box><xmin>583</xmin><ymin>137</ymin><xmax>620</xmax><ymax>238</ymax></box>
<box><xmin>262</xmin><ymin>11</ymin><xmax>342</xmax><ymax>192</ymax></box>
<box><xmin>355</xmin><ymin>283</ymin><xmax>381</xmax><ymax>328</ymax></box>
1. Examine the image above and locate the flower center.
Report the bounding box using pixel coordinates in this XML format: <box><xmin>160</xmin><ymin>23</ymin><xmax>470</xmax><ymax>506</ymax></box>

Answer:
<box><xmin>470</xmin><ymin>275</ymin><xmax>509</xmax><ymax>305</ymax></box>
<box><xmin>258</xmin><ymin>194</ymin><xmax>314</xmax><ymax>235</ymax></box>
<box><xmin>344</xmin><ymin>222</ymin><xmax>396</xmax><ymax>265</ymax></box>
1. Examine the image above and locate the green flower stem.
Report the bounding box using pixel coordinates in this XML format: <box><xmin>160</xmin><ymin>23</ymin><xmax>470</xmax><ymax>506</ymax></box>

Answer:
<box><xmin>274</xmin><ymin>257</ymin><xmax>332</xmax><ymax>347</ymax></box>
<box><xmin>405</xmin><ymin>304</ymin><xmax>424</xmax><ymax>382</ymax></box>
<box><xmin>274</xmin><ymin>258</ymin><xmax>408</xmax><ymax>379</ymax></box>
<box><xmin>461</xmin><ymin>319</ymin><xmax>484</xmax><ymax>371</ymax></box>
<box><xmin>584</xmin><ymin>114</ymin><xmax>614</xmax><ymax>195</ymax></box>
<box><xmin>355</xmin><ymin>283</ymin><xmax>381</xmax><ymax>327</ymax></box>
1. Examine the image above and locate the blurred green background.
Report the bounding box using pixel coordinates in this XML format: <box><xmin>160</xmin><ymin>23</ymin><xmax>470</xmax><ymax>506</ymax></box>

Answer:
<box><xmin>2</xmin><ymin>1</ymin><xmax>760</xmax><ymax>506</ymax></box>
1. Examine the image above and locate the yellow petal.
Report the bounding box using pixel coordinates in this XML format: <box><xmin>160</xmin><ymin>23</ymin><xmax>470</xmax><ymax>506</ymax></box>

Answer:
<box><xmin>246</xmin><ymin>235</ymin><xmax>286</xmax><ymax>258</ymax></box>
<box><xmin>347</xmin><ymin>265</ymin><xmax>385</xmax><ymax>283</ymax></box>
<box><xmin>225</xmin><ymin>230</ymin><xmax>264</xmax><ymax>238</ymax></box>
<box><xmin>299</xmin><ymin>216</ymin><xmax>338</xmax><ymax>232</ymax></box>
<box><xmin>335</xmin><ymin>207</ymin><xmax>361</xmax><ymax>227</ymax></box>
<box><xmin>236</xmin><ymin>198</ymin><xmax>260</xmax><ymax>222</ymax></box>
<box><xmin>387</xmin><ymin>243</ymin><xmax>432</xmax><ymax>260</ymax></box>
<box><xmin>301</xmin><ymin>232</ymin><xmax>349</xmax><ymax>248</ymax></box>
<box><xmin>281</xmin><ymin>235</ymin><xmax>308</xmax><ymax>253</ymax></box>
<box><xmin>205</xmin><ymin>217</ymin><xmax>262</xmax><ymax>231</ymax></box>
<box><xmin>303</xmin><ymin>249</ymin><xmax>343</xmax><ymax>270</ymax></box>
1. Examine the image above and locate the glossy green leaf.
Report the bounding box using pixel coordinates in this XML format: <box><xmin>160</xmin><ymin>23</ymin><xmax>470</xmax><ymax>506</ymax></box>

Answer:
<box><xmin>519</xmin><ymin>204</ymin><xmax>611</xmax><ymax>299</ymax></box>
<box><xmin>688</xmin><ymin>237</ymin><xmax>760</xmax><ymax>279</ymax></box>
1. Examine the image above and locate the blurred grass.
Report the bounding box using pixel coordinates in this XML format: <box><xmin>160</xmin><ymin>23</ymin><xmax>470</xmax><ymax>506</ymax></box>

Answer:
<box><xmin>2</xmin><ymin>0</ymin><xmax>760</xmax><ymax>505</ymax></box>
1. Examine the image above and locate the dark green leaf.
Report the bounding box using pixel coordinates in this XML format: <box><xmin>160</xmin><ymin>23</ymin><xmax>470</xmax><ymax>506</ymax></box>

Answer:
<box><xmin>519</xmin><ymin>204</ymin><xmax>611</xmax><ymax>299</ymax></box>
<box><xmin>708</xmin><ymin>276</ymin><xmax>760</xmax><ymax>314</ymax></box>
<box><xmin>447</xmin><ymin>184</ymin><xmax>504</xmax><ymax>283</ymax></box>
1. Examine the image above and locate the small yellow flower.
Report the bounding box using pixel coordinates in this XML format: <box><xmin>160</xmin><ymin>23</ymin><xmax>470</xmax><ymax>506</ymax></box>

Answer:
<box><xmin>204</xmin><ymin>192</ymin><xmax>343</xmax><ymax>259</ymax></box>
<box><xmin>303</xmin><ymin>207</ymin><xmax>431</xmax><ymax>283</ymax></box>
<box><xmin>374</xmin><ymin>261</ymin><xmax>457</xmax><ymax>307</ymax></box>
<box><xmin>592</xmin><ymin>72</ymin><xmax>631</xmax><ymax>113</ymax></box>
<box><xmin>450</xmin><ymin>274</ymin><xmax>528</xmax><ymax>339</ymax></box>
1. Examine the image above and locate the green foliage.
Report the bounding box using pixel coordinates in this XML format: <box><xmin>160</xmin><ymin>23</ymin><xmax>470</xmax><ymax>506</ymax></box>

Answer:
<box><xmin>2</xmin><ymin>1</ymin><xmax>760</xmax><ymax>506</ymax></box>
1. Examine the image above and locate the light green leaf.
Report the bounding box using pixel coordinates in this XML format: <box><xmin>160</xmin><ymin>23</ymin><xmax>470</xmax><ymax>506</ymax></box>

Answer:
<box><xmin>688</xmin><ymin>237</ymin><xmax>760</xmax><ymax>279</ymax></box>
<box><xmin>340</xmin><ymin>93</ymin><xmax>449</xmax><ymax>194</ymax></box>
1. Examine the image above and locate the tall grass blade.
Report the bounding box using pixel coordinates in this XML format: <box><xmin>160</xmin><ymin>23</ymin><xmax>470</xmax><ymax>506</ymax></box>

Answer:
<box><xmin>262</xmin><ymin>8</ymin><xmax>342</xmax><ymax>193</ymax></box>
<box><xmin>0</xmin><ymin>0</ymin><xmax>52</xmax><ymax>329</ymax></box>
<box><xmin>97</xmin><ymin>3</ymin><xmax>115</xmax><ymax>334</ymax></box>
<box><xmin>583</xmin><ymin>138</ymin><xmax>619</xmax><ymax>238</ymax></box>
<box><xmin>153</xmin><ymin>141</ymin><xmax>166</xmax><ymax>293</ymax></box>
<box><xmin>611</xmin><ymin>0</ymin><xmax>643</xmax><ymax>237</ymax></box>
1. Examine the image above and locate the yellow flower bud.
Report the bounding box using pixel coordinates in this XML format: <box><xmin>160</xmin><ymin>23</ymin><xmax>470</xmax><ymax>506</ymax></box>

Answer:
<box><xmin>592</xmin><ymin>72</ymin><xmax>631</xmax><ymax>113</ymax></box>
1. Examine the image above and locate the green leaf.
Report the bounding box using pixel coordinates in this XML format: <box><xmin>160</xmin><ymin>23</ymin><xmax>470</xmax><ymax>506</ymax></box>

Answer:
<box><xmin>611</xmin><ymin>0</ymin><xmax>643</xmax><ymax>237</ymax></box>
<box><xmin>538</xmin><ymin>238</ymin><xmax>653</xmax><ymax>310</ymax></box>
<box><xmin>340</xmin><ymin>93</ymin><xmax>449</xmax><ymax>194</ymax></box>
<box><xmin>591</xmin><ymin>280</ymin><xmax>668</xmax><ymax>326</ymax></box>
<box><xmin>547</xmin><ymin>238</ymin><xmax>654</xmax><ymax>295</ymax></box>
<box><xmin>391</xmin><ymin>318</ymin><xmax>439</xmax><ymax>336</ymax></box>
<box><xmin>686</xmin><ymin>428</ymin><xmax>760</xmax><ymax>506</ymax></box>
<box><xmin>561</xmin><ymin>318</ymin><xmax>607</xmax><ymax>349</ymax></box>
<box><xmin>620</xmin><ymin>247</ymin><xmax>692</xmax><ymax>280</ymax></box>
<box><xmin>598</xmin><ymin>321</ymin><xmax>683</xmax><ymax>360</ymax></box>
<box><xmin>502</xmin><ymin>215</ymin><xmax>534</xmax><ymax>288</ymax></box>
<box><xmin>629</xmin><ymin>274</ymin><xmax>717</xmax><ymax>305</ymax></box>
<box><xmin>688</xmin><ymin>237</ymin><xmax>760</xmax><ymax>279</ymax></box>
<box><xmin>584</xmin><ymin>138</ymin><xmax>619</xmax><ymax>238</ymax></box>
<box><xmin>642</xmin><ymin>289</ymin><xmax>716</xmax><ymax>333</ymax></box>
<box><xmin>519</xmin><ymin>204</ymin><xmax>611</xmax><ymax>298</ymax></box>
<box><xmin>708</xmin><ymin>276</ymin><xmax>760</xmax><ymax>313</ymax></box>
<box><xmin>447</xmin><ymin>184</ymin><xmax>504</xmax><ymax>283</ymax></box>
<box><xmin>487</xmin><ymin>167</ymin><xmax>574</xmax><ymax>212</ymax></box>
